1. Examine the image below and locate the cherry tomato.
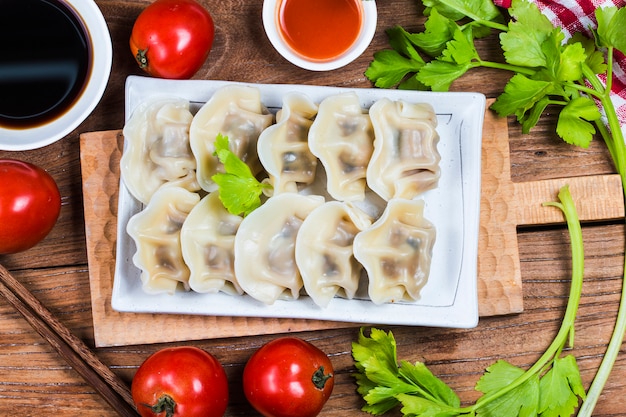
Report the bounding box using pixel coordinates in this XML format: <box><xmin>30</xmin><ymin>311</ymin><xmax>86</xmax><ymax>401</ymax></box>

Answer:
<box><xmin>243</xmin><ymin>337</ymin><xmax>334</xmax><ymax>417</ymax></box>
<box><xmin>131</xmin><ymin>346</ymin><xmax>228</xmax><ymax>417</ymax></box>
<box><xmin>0</xmin><ymin>159</ymin><xmax>61</xmax><ymax>255</ymax></box>
<box><xmin>130</xmin><ymin>0</ymin><xmax>215</xmax><ymax>79</ymax></box>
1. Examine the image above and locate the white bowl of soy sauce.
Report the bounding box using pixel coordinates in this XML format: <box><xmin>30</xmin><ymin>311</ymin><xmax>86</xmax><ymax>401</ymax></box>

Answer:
<box><xmin>0</xmin><ymin>0</ymin><xmax>112</xmax><ymax>151</ymax></box>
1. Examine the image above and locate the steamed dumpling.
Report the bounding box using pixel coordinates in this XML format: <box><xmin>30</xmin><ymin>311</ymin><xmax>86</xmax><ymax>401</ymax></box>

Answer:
<box><xmin>234</xmin><ymin>193</ymin><xmax>324</xmax><ymax>304</ymax></box>
<box><xmin>121</xmin><ymin>97</ymin><xmax>198</xmax><ymax>204</ymax></box>
<box><xmin>257</xmin><ymin>92</ymin><xmax>318</xmax><ymax>194</ymax></box>
<box><xmin>367</xmin><ymin>98</ymin><xmax>440</xmax><ymax>201</ymax></box>
<box><xmin>353</xmin><ymin>198</ymin><xmax>435</xmax><ymax>304</ymax></box>
<box><xmin>296</xmin><ymin>201</ymin><xmax>372</xmax><ymax>308</ymax></box>
<box><xmin>190</xmin><ymin>85</ymin><xmax>274</xmax><ymax>192</ymax></box>
<box><xmin>127</xmin><ymin>185</ymin><xmax>200</xmax><ymax>295</ymax></box>
<box><xmin>308</xmin><ymin>92</ymin><xmax>374</xmax><ymax>202</ymax></box>
<box><xmin>181</xmin><ymin>192</ymin><xmax>244</xmax><ymax>295</ymax></box>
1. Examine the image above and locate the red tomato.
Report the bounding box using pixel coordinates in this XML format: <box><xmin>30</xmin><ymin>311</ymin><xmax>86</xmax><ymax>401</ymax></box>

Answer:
<box><xmin>131</xmin><ymin>346</ymin><xmax>228</xmax><ymax>417</ymax></box>
<box><xmin>243</xmin><ymin>337</ymin><xmax>334</xmax><ymax>417</ymax></box>
<box><xmin>130</xmin><ymin>0</ymin><xmax>215</xmax><ymax>79</ymax></box>
<box><xmin>0</xmin><ymin>159</ymin><xmax>61</xmax><ymax>255</ymax></box>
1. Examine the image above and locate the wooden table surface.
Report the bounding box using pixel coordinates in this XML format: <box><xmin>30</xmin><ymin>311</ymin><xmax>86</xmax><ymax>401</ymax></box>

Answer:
<box><xmin>1</xmin><ymin>1</ymin><xmax>625</xmax><ymax>416</ymax></box>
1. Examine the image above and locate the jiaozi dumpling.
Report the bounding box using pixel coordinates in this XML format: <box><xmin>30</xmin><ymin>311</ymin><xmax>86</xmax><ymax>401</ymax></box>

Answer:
<box><xmin>127</xmin><ymin>185</ymin><xmax>200</xmax><ymax>295</ymax></box>
<box><xmin>181</xmin><ymin>192</ymin><xmax>244</xmax><ymax>295</ymax></box>
<box><xmin>308</xmin><ymin>92</ymin><xmax>374</xmax><ymax>201</ymax></box>
<box><xmin>234</xmin><ymin>193</ymin><xmax>324</xmax><ymax>304</ymax></box>
<box><xmin>121</xmin><ymin>97</ymin><xmax>197</xmax><ymax>204</ymax></box>
<box><xmin>190</xmin><ymin>85</ymin><xmax>274</xmax><ymax>192</ymax></box>
<box><xmin>353</xmin><ymin>198</ymin><xmax>435</xmax><ymax>304</ymax></box>
<box><xmin>257</xmin><ymin>92</ymin><xmax>318</xmax><ymax>194</ymax></box>
<box><xmin>367</xmin><ymin>98</ymin><xmax>440</xmax><ymax>201</ymax></box>
<box><xmin>296</xmin><ymin>201</ymin><xmax>372</xmax><ymax>308</ymax></box>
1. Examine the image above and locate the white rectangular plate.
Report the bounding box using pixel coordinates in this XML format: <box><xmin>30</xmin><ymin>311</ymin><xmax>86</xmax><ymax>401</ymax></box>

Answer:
<box><xmin>112</xmin><ymin>75</ymin><xmax>485</xmax><ymax>328</ymax></box>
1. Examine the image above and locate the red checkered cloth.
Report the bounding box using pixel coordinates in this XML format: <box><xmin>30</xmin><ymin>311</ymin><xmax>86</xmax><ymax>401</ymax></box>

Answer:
<box><xmin>493</xmin><ymin>0</ymin><xmax>626</xmax><ymax>130</ymax></box>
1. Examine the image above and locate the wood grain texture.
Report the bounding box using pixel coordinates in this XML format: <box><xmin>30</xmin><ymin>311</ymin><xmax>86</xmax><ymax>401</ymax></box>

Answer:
<box><xmin>477</xmin><ymin>106</ymin><xmax>624</xmax><ymax>317</ymax></box>
<box><xmin>0</xmin><ymin>264</ymin><xmax>136</xmax><ymax>416</ymax></box>
<box><xmin>1</xmin><ymin>0</ymin><xmax>625</xmax><ymax>416</ymax></box>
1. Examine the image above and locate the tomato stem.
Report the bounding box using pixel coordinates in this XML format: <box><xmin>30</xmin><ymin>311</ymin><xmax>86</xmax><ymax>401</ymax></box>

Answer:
<box><xmin>141</xmin><ymin>394</ymin><xmax>176</xmax><ymax>417</ymax></box>
<box><xmin>135</xmin><ymin>49</ymin><xmax>149</xmax><ymax>69</ymax></box>
<box><xmin>312</xmin><ymin>366</ymin><xmax>333</xmax><ymax>390</ymax></box>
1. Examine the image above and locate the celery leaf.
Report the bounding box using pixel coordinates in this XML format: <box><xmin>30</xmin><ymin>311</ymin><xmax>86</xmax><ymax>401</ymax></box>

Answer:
<box><xmin>352</xmin><ymin>328</ymin><xmax>463</xmax><ymax>416</ymax></box>
<box><xmin>556</xmin><ymin>96</ymin><xmax>601</xmax><ymax>148</ymax></box>
<box><xmin>417</xmin><ymin>27</ymin><xmax>479</xmax><ymax>91</ymax></box>
<box><xmin>569</xmin><ymin>33</ymin><xmax>607</xmax><ymax>75</ymax></box>
<box><xmin>474</xmin><ymin>360</ymin><xmax>539</xmax><ymax>417</ymax></box>
<box><xmin>417</xmin><ymin>60</ymin><xmax>473</xmax><ymax>91</ymax></box>
<box><xmin>365</xmin><ymin>50</ymin><xmax>424</xmax><ymax>89</ymax></box>
<box><xmin>397</xmin><ymin>394</ymin><xmax>461</xmax><ymax>417</ymax></box>
<box><xmin>388</xmin><ymin>26</ymin><xmax>425</xmax><ymax>62</ymax></box>
<box><xmin>595</xmin><ymin>6</ymin><xmax>626</xmax><ymax>53</ymax></box>
<box><xmin>538</xmin><ymin>355</ymin><xmax>586</xmax><ymax>417</ymax></box>
<box><xmin>422</xmin><ymin>0</ymin><xmax>502</xmax><ymax>22</ymax></box>
<box><xmin>364</xmin><ymin>26</ymin><xmax>427</xmax><ymax>88</ymax></box>
<box><xmin>519</xmin><ymin>96</ymin><xmax>550</xmax><ymax>134</ymax></box>
<box><xmin>490</xmin><ymin>74</ymin><xmax>552</xmax><ymax>118</ymax></box>
<box><xmin>500</xmin><ymin>0</ymin><xmax>554</xmax><ymax>67</ymax></box>
<box><xmin>408</xmin><ymin>8</ymin><xmax>457</xmax><ymax>57</ymax></box>
<box><xmin>398</xmin><ymin>361</ymin><xmax>460</xmax><ymax>408</ymax></box>
<box><xmin>537</xmin><ymin>30</ymin><xmax>586</xmax><ymax>84</ymax></box>
<box><xmin>211</xmin><ymin>133</ymin><xmax>271</xmax><ymax>216</ymax></box>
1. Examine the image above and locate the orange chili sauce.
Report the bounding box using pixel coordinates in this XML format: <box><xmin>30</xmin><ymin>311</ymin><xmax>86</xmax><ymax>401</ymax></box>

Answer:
<box><xmin>277</xmin><ymin>0</ymin><xmax>363</xmax><ymax>62</ymax></box>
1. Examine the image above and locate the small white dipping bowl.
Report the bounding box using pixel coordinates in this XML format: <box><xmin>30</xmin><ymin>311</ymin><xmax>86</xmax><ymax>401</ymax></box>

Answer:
<box><xmin>262</xmin><ymin>0</ymin><xmax>377</xmax><ymax>71</ymax></box>
<box><xmin>0</xmin><ymin>0</ymin><xmax>112</xmax><ymax>151</ymax></box>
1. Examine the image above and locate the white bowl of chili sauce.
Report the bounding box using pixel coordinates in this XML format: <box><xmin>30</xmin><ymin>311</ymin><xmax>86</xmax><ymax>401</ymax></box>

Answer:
<box><xmin>262</xmin><ymin>0</ymin><xmax>377</xmax><ymax>71</ymax></box>
<box><xmin>0</xmin><ymin>0</ymin><xmax>112</xmax><ymax>151</ymax></box>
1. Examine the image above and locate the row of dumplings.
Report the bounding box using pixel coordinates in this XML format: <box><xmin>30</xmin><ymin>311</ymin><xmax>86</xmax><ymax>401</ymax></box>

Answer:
<box><xmin>120</xmin><ymin>84</ymin><xmax>440</xmax><ymax>307</ymax></box>
<box><xmin>121</xmin><ymin>84</ymin><xmax>441</xmax><ymax>204</ymax></box>
<box><xmin>127</xmin><ymin>187</ymin><xmax>435</xmax><ymax>307</ymax></box>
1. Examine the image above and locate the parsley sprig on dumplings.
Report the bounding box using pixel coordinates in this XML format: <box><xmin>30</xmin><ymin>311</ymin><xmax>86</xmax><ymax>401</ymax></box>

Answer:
<box><xmin>212</xmin><ymin>133</ymin><xmax>272</xmax><ymax>216</ymax></box>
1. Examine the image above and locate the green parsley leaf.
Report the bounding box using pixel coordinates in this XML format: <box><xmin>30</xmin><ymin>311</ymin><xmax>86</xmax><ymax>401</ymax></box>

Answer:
<box><xmin>422</xmin><ymin>0</ymin><xmax>502</xmax><ymax>23</ymax></box>
<box><xmin>557</xmin><ymin>42</ymin><xmax>587</xmax><ymax>82</ymax></box>
<box><xmin>409</xmin><ymin>8</ymin><xmax>457</xmax><ymax>57</ymax></box>
<box><xmin>417</xmin><ymin>27</ymin><xmax>479</xmax><ymax>91</ymax></box>
<box><xmin>397</xmin><ymin>394</ymin><xmax>461</xmax><ymax>417</ymax></box>
<box><xmin>353</xmin><ymin>328</ymin><xmax>400</xmax><ymax>374</ymax></box>
<box><xmin>490</xmin><ymin>73</ymin><xmax>553</xmax><ymax>118</ymax></box>
<box><xmin>398</xmin><ymin>74</ymin><xmax>429</xmax><ymax>91</ymax></box>
<box><xmin>519</xmin><ymin>96</ymin><xmax>551</xmax><ymax>134</ymax></box>
<box><xmin>474</xmin><ymin>360</ymin><xmax>540</xmax><ymax>417</ymax></box>
<box><xmin>398</xmin><ymin>361</ymin><xmax>460</xmax><ymax>408</ymax></box>
<box><xmin>556</xmin><ymin>96</ymin><xmax>601</xmax><ymax>148</ymax></box>
<box><xmin>538</xmin><ymin>355</ymin><xmax>586</xmax><ymax>417</ymax></box>
<box><xmin>595</xmin><ymin>6</ymin><xmax>626</xmax><ymax>53</ymax></box>
<box><xmin>352</xmin><ymin>328</ymin><xmax>463</xmax><ymax>416</ymax></box>
<box><xmin>569</xmin><ymin>33</ymin><xmax>607</xmax><ymax>75</ymax></box>
<box><xmin>364</xmin><ymin>26</ymin><xmax>426</xmax><ymax>88</ymax></box>
<box><xmin>537</xmin><ymin>30</ymin><xmax>586</xmax><ymax>84</ymax></box>
<box><xmin>365</xmin><ymin>48</ymin><xmax>424</xmax><ymax>89</ymax></box>
<box><xmin>441</xmin><ymin>26</ymin><xmax>479</xmax><ymax>64</ymax></box>
<box><xmin>500</xmin><ymin>0</ymin><xmax>554</xmax><ymax>67</ymax></box>
<box><xmin>211</xmin><ymin>133</ymin><xmax>271</xmax><ymax>216</ymax></box>
<box><xmin>417</xmin><ymin>60</ymin><xmax>473</xmax><ymax>91</ymax></box>
<box><xmin>388</xmin><ymin>26</ymin><xmax>425</xmax><ymax>61</ymax></box>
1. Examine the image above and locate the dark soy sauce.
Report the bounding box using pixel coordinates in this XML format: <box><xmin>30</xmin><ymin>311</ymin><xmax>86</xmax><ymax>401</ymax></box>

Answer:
<box><xmin>0</xmin><ymin>0</ymin><xmax>92</xmax><ymax>129</ymax></box>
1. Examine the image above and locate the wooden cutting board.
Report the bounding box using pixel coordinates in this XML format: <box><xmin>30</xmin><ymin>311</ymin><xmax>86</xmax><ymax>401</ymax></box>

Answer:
<box><xmin>80</xmin><ymin>101</ymin><xmax>624</xmax><ymax>347</ymax></box>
